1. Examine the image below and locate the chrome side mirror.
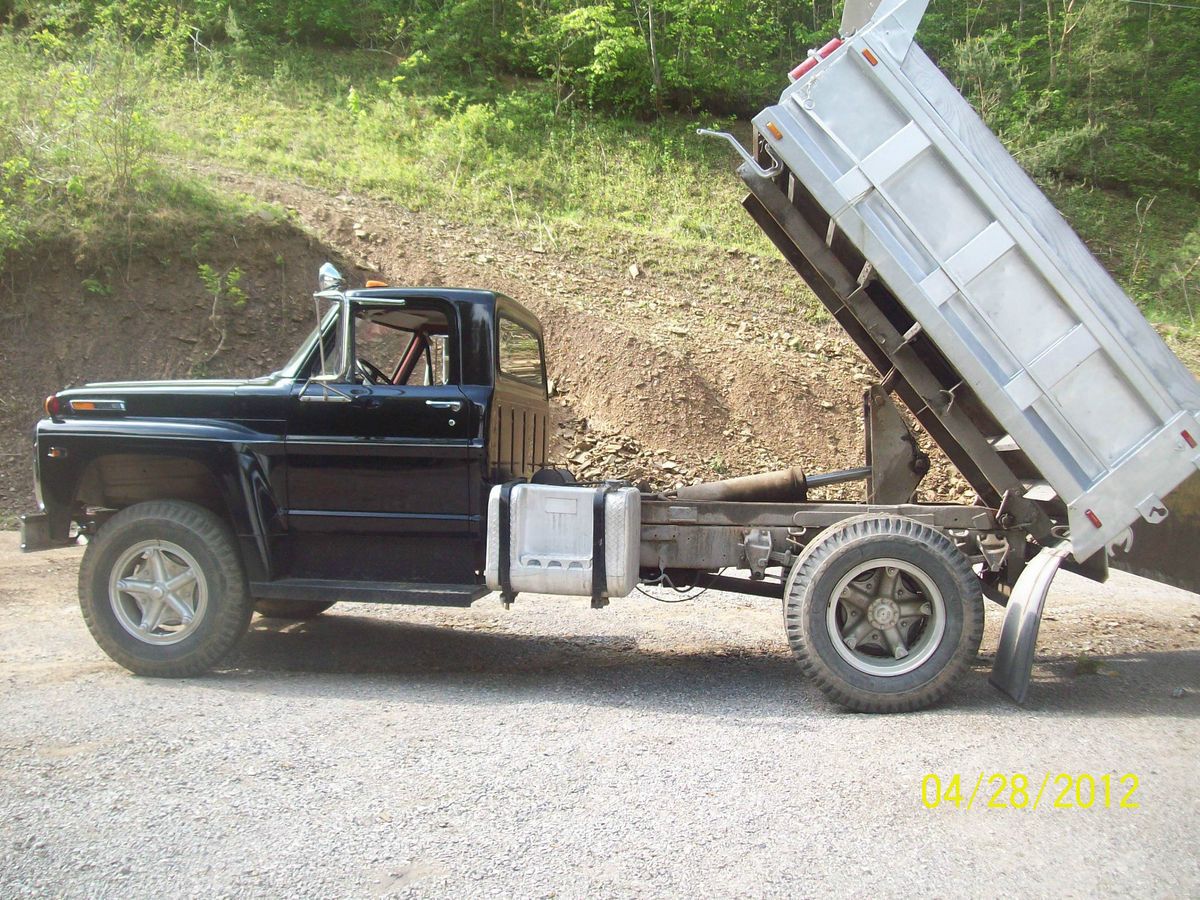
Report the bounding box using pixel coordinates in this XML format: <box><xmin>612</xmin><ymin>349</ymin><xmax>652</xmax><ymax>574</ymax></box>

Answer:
<box><xmin>310</xmin><ymin>263</ymin><xmax>351</xmax><ymax>384</ymax></box>
<box><xmin>318</xmin><ymin>262</ymin><xmax>345</xmax><ymax>293</ymax></box>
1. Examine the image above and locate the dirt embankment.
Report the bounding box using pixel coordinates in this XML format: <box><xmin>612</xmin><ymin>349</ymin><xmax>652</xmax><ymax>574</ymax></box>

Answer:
<box><xmin>0</xmin><ymin>166</ymin><xmax>973</xmax><ymax>517</ymax></box>
<box><xmin>0</xmin><ymin>221</ymin><xmax>351</xmax><ymax>515</ymax></box>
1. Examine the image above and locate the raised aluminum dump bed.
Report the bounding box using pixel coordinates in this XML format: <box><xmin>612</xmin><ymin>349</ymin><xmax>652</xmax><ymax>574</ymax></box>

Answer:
<box><xmin>724</xmin><ymin>0</ymin><xmax>1200</xmax><ymax>566</ymax></box>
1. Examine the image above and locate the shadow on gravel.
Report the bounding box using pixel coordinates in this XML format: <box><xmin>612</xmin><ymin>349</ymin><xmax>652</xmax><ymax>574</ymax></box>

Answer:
<box><xmin>1013</xmin><ymin>652</ymin><xmax>1200</xmax><ymax>716</ymax></box>
<box><xmin>206</xmin><ymin>612</ymin><xmax>1200</xmax><ymax>718</ymax></box>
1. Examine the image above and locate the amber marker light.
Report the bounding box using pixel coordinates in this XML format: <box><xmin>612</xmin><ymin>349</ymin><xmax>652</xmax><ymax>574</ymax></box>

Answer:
<box><xmin>765</xmin><ymin>122</ymin><xmax>783</xmax><ymax>141</ymax></box>
<box><xmin>863</xmin><ymin>48</ymin><xmax>879</xmax><ymax>66</ymax></box>
<box><xmin>67</xmin><ymin>399</ymin><xmax>125</xmax><ymax>413</ymax></box>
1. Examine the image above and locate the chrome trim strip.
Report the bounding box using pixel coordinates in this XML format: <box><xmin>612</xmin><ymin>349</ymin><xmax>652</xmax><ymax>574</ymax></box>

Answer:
<box><xmin>287</xmin><ymin>509</ymin><xmax>477</xmax><ymax>522</ymax></box>
<box><xmin>68</xmin><ymin>399</ymin><xmax>126</xmax><ymax>412</ymax></box>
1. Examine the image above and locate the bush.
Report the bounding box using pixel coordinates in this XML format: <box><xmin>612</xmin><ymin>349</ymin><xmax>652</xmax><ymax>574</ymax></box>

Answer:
<box><xmin>0</xmin><ymin>28</ymin><xmax>158</xmax><ymax>263</ymax></box>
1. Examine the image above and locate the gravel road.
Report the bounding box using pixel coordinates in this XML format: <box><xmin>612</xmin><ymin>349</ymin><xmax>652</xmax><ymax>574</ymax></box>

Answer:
<box><xmin>1</xmin><ymin>532</ymin><xmax>1198</xmax><ymax>898</ymax></box>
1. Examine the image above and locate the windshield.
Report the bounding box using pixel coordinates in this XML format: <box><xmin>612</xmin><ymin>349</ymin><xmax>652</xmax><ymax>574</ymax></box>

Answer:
<box><xmin>276</xmin><ymin>299</ymin><xmax>342</xmax><ymax>379</ymax></box>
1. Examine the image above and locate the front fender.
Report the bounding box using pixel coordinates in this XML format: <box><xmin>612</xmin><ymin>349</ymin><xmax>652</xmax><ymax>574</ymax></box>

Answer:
<box><xmin>35</xmin><ymin>418</ymin><xmax>286</xmax><ymax>581</ymax></box>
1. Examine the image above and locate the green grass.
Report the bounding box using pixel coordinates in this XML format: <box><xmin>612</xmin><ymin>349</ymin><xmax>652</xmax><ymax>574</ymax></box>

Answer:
<box><xmin>3</xmin><ymin>35</ymin><xmax>1199</xmax><ymax>339</ymax></box>
<box><xmin>149</xmin><ymin>45</ymin><xmax>770</xmax><ymax>257</ymax></box>
<box><xmin>0</xmin><ymin>32</ymin><xmax>286</xmax><ymax>282</ymax></box>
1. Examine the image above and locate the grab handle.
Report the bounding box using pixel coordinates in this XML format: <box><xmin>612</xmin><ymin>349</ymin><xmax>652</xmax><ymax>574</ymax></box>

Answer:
<box><xmin>696</xmin><ymin>129</ymin><xmax>784</xmax><ymax>179</ymax></box>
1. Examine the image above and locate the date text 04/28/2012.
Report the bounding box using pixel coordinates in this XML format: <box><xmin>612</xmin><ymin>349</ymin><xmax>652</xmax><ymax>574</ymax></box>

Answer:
<box><xmin>921</xmin><ymin>773</ymin><xmax>1140</xmax><ymax>811</ymax></box>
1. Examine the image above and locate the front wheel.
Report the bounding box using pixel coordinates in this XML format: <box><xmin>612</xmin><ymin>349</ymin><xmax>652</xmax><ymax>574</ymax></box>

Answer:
<box><xmin>784</xmin><ymin>515</ymin><xmax>983</xmax><ymax>713</ymax></box>
<box><xmin>79</xmin><ymin>500</ymin><xmax>254</xmax><ymax>676</ymax></box>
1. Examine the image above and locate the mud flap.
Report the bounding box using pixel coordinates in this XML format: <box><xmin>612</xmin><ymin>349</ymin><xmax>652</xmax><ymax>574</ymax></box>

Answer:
<box><xmin>988</xmin><ymin>543</ymin><xmax>1072</xmax><ymax>704</ymax></box>
<box><xmin>19</xmin><ymin>513</ymin><xmax>78</xmax><ymax>553</ymax></box>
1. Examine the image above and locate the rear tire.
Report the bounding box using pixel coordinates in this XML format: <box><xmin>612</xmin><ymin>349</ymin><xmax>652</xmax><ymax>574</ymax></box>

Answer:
<box><xmin>784</xmin><ymin>514</ymin><xmax>983</xmax><ymax>713</ymax></box>
<box><xmin>253</xmin><ymin>599</ymin><xmax>335</xmax><ymax>620</ymax></box>
<box><xmin>79</xmin><ymin>500</ymin><xmax>253</xmax><ymax>677</ymax></box>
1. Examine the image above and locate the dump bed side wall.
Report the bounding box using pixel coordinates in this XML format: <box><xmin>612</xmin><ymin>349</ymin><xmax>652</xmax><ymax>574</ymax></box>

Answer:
<box><xmin>752</xmin><ymin>27</ymin><xmax>1200</xmax><ymax>560</ymax></box>
<box><xmin>898</xmin><ymin>45</ymin><xmax>1200</xmax><ymax>415</ymax></box>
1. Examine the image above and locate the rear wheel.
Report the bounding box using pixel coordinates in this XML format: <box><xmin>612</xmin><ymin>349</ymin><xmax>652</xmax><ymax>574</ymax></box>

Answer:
<box><xmin>79</xmin><ymin>500</ymin><xmax>254</xmax><ymax>676</ymax></box>
<box><xmin>253</xmin><ymin>599</ymin><xmax>335</xmax><ymax>620</ymax></box>
<box><xmin>784</xmin><ymin>515</ymin><xmax>983</xmax><ymax>713</ymax></box>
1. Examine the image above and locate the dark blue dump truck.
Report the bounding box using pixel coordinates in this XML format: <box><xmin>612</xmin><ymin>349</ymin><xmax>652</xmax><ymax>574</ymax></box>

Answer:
<box><xmin>21</xmin><ymin>1</ymin><xmax>1200</xmax><ymax>712</ymax></box>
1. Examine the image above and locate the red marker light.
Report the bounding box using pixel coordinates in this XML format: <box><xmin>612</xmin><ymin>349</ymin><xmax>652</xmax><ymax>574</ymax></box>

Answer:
<box><xmin>44</xmin><ymin>394</ymin><xmax>60</xmax><ymax>417</ymax></box>
<box><xmin>1183</xmin><ymin>430</ymin><xmax>1196</xmax><ymax>448</ymax></box>
<box><xmin>1085</xmin><ymin>509</ymin><xmax>1102</xmax><ymax>529</ymax></box>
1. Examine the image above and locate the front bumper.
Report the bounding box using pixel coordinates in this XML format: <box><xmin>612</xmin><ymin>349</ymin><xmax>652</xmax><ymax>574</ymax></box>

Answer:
<box><xmin>19</xmin><ymin>513</ymin><xmax>79</xmax><ymax>553</ymax></box>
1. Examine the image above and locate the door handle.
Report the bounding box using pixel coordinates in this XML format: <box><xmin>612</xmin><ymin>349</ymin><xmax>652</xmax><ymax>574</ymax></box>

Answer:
<box><xmin>425</xmin><ymin>400</ymin><xmax>463</xmax><ymax>412</ymax></box>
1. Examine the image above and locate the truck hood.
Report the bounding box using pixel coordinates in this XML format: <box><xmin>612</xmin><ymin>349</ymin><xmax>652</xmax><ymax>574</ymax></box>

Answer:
<box><xmin>52</xmin><ymin>374</ymin><xmax>291</xmax><ymax>422</ymax></box>
<box><xmin>70</xmin><ymin>376</ymin><xmax>278</xmax><ymax>391</ymax></box>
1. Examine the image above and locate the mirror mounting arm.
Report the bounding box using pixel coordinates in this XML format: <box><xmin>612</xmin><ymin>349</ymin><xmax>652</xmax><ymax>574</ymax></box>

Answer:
<box><xmin>299</xmin><ymin>378</ymin><xmax>353</xmax><ymax>403</ymax></box>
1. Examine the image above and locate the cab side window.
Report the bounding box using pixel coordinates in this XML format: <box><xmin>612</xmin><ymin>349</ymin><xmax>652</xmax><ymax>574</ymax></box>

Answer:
<box><xmin>353</xmin><ymin>304</ymin><xmax>454</xmax><ymax>385</ymax></box>
<box><xmin>356</xmin><ymin>319</ymin><xmax>414</xmax><ymax>379</ymax></box>
<box><xmin>498</xmin><ymin>317</ymin><xmax>545</xmax><ymax>392</ymax></box>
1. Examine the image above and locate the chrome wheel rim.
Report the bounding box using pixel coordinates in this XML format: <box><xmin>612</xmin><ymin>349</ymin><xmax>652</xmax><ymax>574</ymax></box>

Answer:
<box><xmin>825</xmin><ymin>558</ymin><xmax>945</xmax><ymax>677</ymax></box>
<box><xmin>108</xmin><ymin>540</ymin><xmax>208</xmax><ymax>645</ymax></box>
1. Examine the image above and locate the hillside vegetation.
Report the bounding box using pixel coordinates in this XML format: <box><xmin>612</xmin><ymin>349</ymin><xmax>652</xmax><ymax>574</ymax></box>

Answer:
<box><xmin>0</xmin><ymin>0</ymin><xmax>1198</xmax><ymax>328</ymax></box>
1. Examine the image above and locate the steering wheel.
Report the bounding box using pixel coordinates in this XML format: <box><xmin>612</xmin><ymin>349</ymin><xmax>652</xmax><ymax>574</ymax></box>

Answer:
<box><xmin>355</xmin><ymin>358</ymin><xmax>390</xmax><ymax>385</ymax></box>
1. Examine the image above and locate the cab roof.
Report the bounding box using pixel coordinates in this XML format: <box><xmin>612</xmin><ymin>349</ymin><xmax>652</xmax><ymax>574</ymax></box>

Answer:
<box><xmin>346</xmin><ymin>287</ymin><xmax>542</xmax><ymax>335</ymax></box>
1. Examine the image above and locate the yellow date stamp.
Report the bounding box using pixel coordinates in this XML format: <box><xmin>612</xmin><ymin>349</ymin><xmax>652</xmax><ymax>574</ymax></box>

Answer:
<box><xmin>921</xmin><ymin>773</ymin><xmax>1141</xmax><ymax>810</ymax></box>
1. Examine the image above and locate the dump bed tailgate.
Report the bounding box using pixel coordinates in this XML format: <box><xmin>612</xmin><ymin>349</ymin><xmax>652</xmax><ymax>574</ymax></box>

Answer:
<box><xmin>749</xmin><ymin>0</ymin><xmax>1200</xmax><ymax>561</ymax></box>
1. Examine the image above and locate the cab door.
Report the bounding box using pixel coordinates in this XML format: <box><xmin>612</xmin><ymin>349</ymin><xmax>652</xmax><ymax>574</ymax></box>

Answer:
<box><xmin>283</xmin><ymin>299</ymin><xmax>476</xmax><ymax>583</ymax></box>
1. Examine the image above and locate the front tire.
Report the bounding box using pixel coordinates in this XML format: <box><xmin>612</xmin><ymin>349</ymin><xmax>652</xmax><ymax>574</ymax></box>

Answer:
<box><xmin>784</xmin><ymin>515</ymin><xmax>983</xmax><ymax>713</ymax></box>
<box><xmin>79</xmin><ymin>500</ymin><xmax>254</xmax><ymax>676</ymax></box>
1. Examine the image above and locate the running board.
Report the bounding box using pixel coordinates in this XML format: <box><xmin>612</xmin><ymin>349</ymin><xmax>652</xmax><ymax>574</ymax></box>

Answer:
<box><xmin>251</xmin><ymin>579</ymin><xmax>490</xmax><ymax>607</ymax></box>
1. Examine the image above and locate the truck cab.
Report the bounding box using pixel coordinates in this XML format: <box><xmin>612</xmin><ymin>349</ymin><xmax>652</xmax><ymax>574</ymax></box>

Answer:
<box><xmin>266</xmin><ymin>283</ymin><xmax>551</xmax><ymax>589</ymax></box>
<box><xmin>24</xmin><ymin>271</ymin><xmax>551</xmax><ymax>646</ymax></box>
